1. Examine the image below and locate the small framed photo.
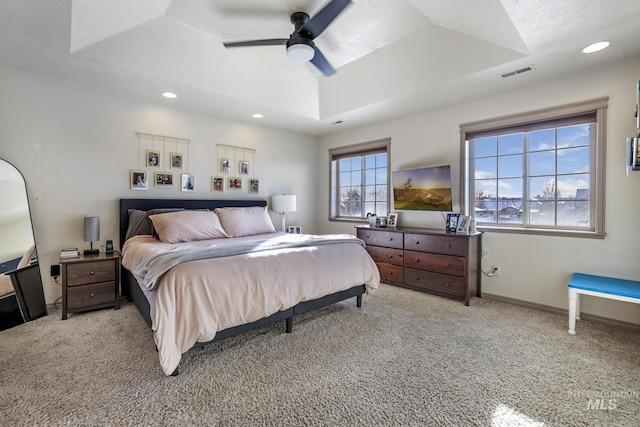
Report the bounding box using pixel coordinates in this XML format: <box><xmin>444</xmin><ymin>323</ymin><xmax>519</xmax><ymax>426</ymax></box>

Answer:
<box><xmin>146</xmin><ymin>150</ymin><xmax>160</xmax><ymax>168</ymax></box>
<box><xmin>288</xmin><ymin>226</ymin><xmax>302</xmax><ymax>234</ymax></box>
<box><xmin>155</xmin><ymin>172</ymin><xmax>174</xmax><ymax>187</ymax></box>
<box><xmin>170</xmin><ymin>152</ymin><xmax>183</xmax><ymax>169</ymax></box>
<box><xmin>446</xmin><ymin>213</ymin><xmax>460</xmax><ymax>233</ymax></box>
<box><xmin>130</xmin><ymin>170</ymin><xmax>148</xmax><ymax>190</ymax></box>
<box><xmin>220</xmin><ymin>158</ymin><xmax>232</xmax><ymax>174</ymax></box>
<box><xmin>228</xmin><ymin>177</ymin><xmax>242</xmax><ymax>190</ymax></box>
<box><xmin>248</xmin><ymin>178</ymin><xmax>259</xmax><ymax>194</ymax></box>
<box><xmin>239</xmin><ymin>160</ymin><xmax>249</xmax><ymax>175</ymax></box>
<box><xmin>181</xmin><ymin>174</ymin><xmax>195</xmax><ymax>192</ymax></box>
<box><xmin>212</xmin><ymin>176</ymin><xmax>224</xmax><ymax>192</ymax></box>
<box><xmin>387</xmin><ymin>213</ymin><xmax>398</xmax><ymax>227</ymax></box>
<box><xmin>457</xmin><ymin>215</ymin><xmax>471</xmax><ymax>234</ymax></box>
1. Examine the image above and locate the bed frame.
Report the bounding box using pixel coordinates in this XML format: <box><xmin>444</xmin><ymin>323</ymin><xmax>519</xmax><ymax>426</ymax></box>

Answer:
<box><xmin>119</xmin><ymin>198</ymin><xmax>365</xmax><ymax>375</ymax></box>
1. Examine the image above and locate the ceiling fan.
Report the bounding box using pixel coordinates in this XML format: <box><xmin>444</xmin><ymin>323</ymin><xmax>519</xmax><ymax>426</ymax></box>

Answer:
<box><xmin>222</xmin><ymin>0</ymin><xmax>353</xmax><ymax>77</ymax></box>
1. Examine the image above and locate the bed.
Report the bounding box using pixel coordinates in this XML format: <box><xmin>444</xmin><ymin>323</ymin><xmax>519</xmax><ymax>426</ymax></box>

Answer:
<box><xmin>119</xmin><ymin>198</ymin><xmax>380</xmax><ymax>376</ymax></box>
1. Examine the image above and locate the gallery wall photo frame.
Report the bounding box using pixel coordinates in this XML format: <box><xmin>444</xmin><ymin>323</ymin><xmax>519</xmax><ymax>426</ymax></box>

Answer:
<box><xmin>130</xmin><ymin>170</ymin><xmax>148</xmax><ymax>190</ymax></box>
<box><xmin>155</xmin><ymin>172</ymin><xmax>174</xmax><ymax>187</ymax></box>
<box><xmin>181</xmin><ymin>174</ymin><xmax>195</xmax><ymax>192</ymax></box>
<box><xmin>220</xmin><ymin>158</ymin><xmax>232</xmax><ymax>174</ymax></box>
<box><xmin>239</xmin><ymin>160</ymin><xmax>249</xmax><ymax>175</ymax></box>
<box><xmin>228</xmin><ymin>177</ymin><xmax>242</xmax><ymax>190</ymax></box>
<box><xmin>212</xmin><ymin>176</ymin><xmax>224</xmax><ymax>192</ymax></box>
<box><xmin>248</xmin><ymin>178</ymin><xmax>259</xmax><ymax>194</ymax></box>
<box><xmin>146</xmin><ymin>150</ymin><xmax>160</xmax><ymax>168</ymax></box>
<box><xmin>170</xmin><ymin>152</ymin><xmax>183</xmax><ymax>169</ymax></box>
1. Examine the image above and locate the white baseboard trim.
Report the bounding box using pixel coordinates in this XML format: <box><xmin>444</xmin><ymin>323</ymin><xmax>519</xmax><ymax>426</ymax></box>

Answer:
<box><xmin>482</xmin><ymin>293</ymin><xmax>640</xmax><ymax>331</ymax></box>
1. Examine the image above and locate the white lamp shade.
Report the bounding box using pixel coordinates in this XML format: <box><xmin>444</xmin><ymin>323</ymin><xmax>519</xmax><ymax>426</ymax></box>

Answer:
<box><xmin>272</xmin><ymin>195</ymin><xmax>296</xmax><ymax>213</ymax></box>
<box><xmin>84</xmin><ymin>216</ymin><xmax>100</xmax><ymax>242</ymax></box>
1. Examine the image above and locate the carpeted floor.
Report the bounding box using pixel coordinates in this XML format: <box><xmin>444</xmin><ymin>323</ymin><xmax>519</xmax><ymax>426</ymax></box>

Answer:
<box><xmin>0</xmin><ymin>284</ymin><xmax>638</xmax><ymax>426</ymax></box>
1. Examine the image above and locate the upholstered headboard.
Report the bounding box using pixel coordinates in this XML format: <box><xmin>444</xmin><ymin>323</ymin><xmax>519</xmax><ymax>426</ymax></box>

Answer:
<box><xmin>119</xmin><ymin>199</ymin><xmax>268</xmax><ymax>249</ymax></box>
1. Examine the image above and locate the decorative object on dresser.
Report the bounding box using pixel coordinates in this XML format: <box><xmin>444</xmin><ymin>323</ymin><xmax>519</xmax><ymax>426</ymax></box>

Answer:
<box><xmin>271</xmin><ymin>194</ymin><xmax>297</xmax><ymax>232</ymax></box>
<box><xmin>59</xmin><ymin>252</ymin><xmax>121</xmax><ymax>320</ymax></box>
<box><xmin>357</xmin><ymin>226</ymin><xmax>481</xmax><ymax>305</ymax></box>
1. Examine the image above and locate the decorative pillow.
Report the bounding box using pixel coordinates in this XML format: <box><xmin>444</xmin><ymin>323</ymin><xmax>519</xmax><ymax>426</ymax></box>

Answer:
<box><xmin>149</xmin><ymin>210</ymin><xmax>229</xmax><ymax>243</ymax></box>
<box><xmin>214</xmin><ymin>206</ymin><xmax>276</xmax><ymax>237</ymax></box>
<box><xmin>125</xmin><ymin>208</ymin><xmax>185</xmax><ymax>241</ymax></box>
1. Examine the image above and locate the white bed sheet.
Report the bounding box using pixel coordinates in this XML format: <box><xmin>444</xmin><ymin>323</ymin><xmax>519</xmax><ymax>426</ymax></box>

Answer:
<box><xmin>122</xmin><ymin>234</ymin><xmax>380</xmax><ymax>375</ymax></box>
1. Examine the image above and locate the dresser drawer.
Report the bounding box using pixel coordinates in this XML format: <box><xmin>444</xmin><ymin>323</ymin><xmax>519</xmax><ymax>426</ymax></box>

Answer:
<box><xmin>366</xmin><ymin>246</ymin><xmax>404</xmax><ymax>266</ymax></box>
<box><xmin>66</xmin><ymin>282</ymin><xmax>116</xmax><ymax>309</ymax></box>
<box><xmin>404</xmin><ymin>233</ymin><xmax>465</xmax><ymax>256</ymax></box>
<box><xmin>376</xmin><ymin>262</ymin><xmax>404</xmax><ymax>285</ymax></box>
<box><xmin>66</xmin><ymin>260</ymin><xmax>116</xmax><ymax>286</ymax></box>
<box><xmin>357</xmin><ymin>228</ymin><xmax>403</xmax><ymax>249</ymax></box>
<box><xmin>404</xmin><ymin>268</ymin><xmax>466</xmax><ymax>297</ymax></box>
<box><xmin>404</xmin><ymin>250</ymin><xmax>465</xmax><ymax>277</ymax></box>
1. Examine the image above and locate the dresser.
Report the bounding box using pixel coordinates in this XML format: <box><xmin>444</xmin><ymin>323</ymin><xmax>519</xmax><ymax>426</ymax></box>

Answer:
<box><xmin>60</xmin><ymin>252</ymin><xmax>121</xmax><ymax>320</ymax></box>
<box><xmin>357</xmin><ymin>226</ymin><xmax>482</xmax><ymax>305</ymax></box>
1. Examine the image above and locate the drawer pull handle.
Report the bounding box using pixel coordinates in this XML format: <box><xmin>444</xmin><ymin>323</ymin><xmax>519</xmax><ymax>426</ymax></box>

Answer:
<box><xmin>445</xmin><ymin>283</ymin><xmax>451</xmax><ymax>288</ymax></box>
<box><xmin>388</xmin><ymin>254</ymin><xmax>393</xmax><ymax>258</ymax></box>
<box><xmin>446</xmin><ymin>244</ymin><xmax>451</xmax><ymax>247</ymax></box>
<box><xmin>414</xmin><ymin>258</ymin><xmax>419</xmax><ymax>262</ymax></box>
<box><xmin>90</xmin><ymin>271</ymin><xmax>95</xmax><ymax>275</ymax></box>
<box><xmin>415</xmin><ymin>277</ymin><xmax>420</xmax><ymax>281</ymax></box>
<box><xmin>389</xmin><ymin>238</ymin><xmax>393</xmax><ymax>241</ymax></box>
<box><xmin>90</xmin><ymin>293</ymin><xmax>95</xmax><ymax>297</ymax></box>
<box><xmin>415</xmin><ymin>241</ymin><xmax>420</xmax><ymax>244</ymax></box>
<box><xmin>446</xmin><ymin>263</ymin><xmax>451</xmax><ymax>267</ymax></box>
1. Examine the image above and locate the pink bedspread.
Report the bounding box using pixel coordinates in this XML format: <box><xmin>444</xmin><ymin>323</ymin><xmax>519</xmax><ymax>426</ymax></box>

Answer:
<box><xmin>122</xmin><ymin>234</ymin><xmax>380</xmax><ymax>375</ymax></box>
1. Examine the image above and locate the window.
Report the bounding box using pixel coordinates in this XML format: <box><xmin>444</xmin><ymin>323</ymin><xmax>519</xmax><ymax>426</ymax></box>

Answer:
<box><xmin>460</xmin><ymin>98</ymin><xmax>607</xmax><ymax>238</ymax></box>
<box><xmin>329</xmin><ymin>138</ymin><xmax>390</xmax><ymax>220</ymax></box>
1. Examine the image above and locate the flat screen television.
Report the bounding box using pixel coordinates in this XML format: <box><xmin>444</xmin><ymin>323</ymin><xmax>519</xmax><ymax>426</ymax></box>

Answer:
<box><xmin>392</xmin><ymin>165</ymin><xmax>453</xmax><ymax>211</ymax></box>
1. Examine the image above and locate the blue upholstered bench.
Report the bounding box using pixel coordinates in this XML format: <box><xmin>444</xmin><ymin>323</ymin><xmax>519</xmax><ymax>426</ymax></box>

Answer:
<box><xmin>568</xmin><ymin>273</ymin><xmax>640</xmax><ymax>334</ymax></box>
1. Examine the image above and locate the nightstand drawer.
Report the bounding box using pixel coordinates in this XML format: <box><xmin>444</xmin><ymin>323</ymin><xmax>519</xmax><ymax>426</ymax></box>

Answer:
<box><xmin>66</xmin><ymin>260</ymin><xmax>116</xmax><ymax>286</ymax></box>
<box><xmin>66</xmin><ymin>282</ymin><xmax>116</xmax><ymax>309</ymax></box>
<box><xmin>366</xmin><ymin>246</ymin><xmax>404</xmax><ymax>266</ymax></box>
<box><xmin>404</xmin><ymin>250</ymin><xmax>465</xmax><ymax>277</ymax></box>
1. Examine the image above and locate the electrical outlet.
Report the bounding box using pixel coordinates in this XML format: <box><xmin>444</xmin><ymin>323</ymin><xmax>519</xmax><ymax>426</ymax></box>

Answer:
<box><xmin>492</xmin><ymin>265</ymin><xmax>501</xmax><ymax>276</ymax></box>
<box><xmin>50</xmin><ymin>264</ymin><xmax>60</xmax><ymax>277</ymax></box>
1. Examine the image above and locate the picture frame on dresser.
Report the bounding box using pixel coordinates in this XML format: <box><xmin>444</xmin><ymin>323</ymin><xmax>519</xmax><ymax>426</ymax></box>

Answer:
<box><xmin>387</xmin><ymin>213</ymin><xmax>398</xmax><ymax>227</ymax></box>
<box><xmin>457</xmin><ymin>215</ymin><xmax>470</xmax><ymax>233</ymax></box>
<box><xmin>446</xmin><ymin>213</ymin><xmax>460</xmax><ymax>232</ymax></box>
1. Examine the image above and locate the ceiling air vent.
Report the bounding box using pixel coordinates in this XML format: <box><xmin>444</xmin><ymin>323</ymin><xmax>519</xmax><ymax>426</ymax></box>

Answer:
<box><xmin>499</xmin><ymin>65</ymin><xmax>535</xmax><ymax>79</ymax></box>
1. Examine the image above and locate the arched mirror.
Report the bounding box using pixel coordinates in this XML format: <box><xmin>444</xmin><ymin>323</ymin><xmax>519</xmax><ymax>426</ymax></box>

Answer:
<box><xmin>0</xmin><ymin>158</ymin><xmax>46</xmax><ymax>330</ymax></box>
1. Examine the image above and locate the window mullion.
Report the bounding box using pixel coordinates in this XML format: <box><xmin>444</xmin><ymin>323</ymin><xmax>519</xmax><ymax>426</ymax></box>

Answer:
<box><xmin>522</xmin><ymin>133</ymin><xmax>529</xmax><ymax>227</ymax></box>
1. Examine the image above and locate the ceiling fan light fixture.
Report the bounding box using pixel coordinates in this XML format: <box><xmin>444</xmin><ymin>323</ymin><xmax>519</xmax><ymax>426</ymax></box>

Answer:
<box><xmin>286</xmin><ymin>43</ymin><xmax>314</xmax><ymax>62</ymax></box>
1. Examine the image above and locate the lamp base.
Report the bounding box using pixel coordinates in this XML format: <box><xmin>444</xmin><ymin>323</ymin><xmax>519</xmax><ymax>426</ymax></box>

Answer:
<box><xmin>83</xmin><ymin>249</ymin><xmax>99</xmax><ymax>255</ymax></box>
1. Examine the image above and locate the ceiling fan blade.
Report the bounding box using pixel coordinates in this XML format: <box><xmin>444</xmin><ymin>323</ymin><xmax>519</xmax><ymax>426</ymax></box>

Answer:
<box><xmin>309</xmin><ymin>47</ymin><xmax>336</xmax><ymax>76</ymax></box>
<box><xmin>223</xmin><ymin>39</ymin><xmax>288</xmax><ymax>48</ymax></box>
<box><xmin>300</xmin><ymin>0</ymin><xmax>352</xmax><ymax>39</ymax></box>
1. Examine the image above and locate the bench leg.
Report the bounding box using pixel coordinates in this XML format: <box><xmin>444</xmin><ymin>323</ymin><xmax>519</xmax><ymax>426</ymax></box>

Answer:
<box><xmin>568</xmin><ymin>288</ymin><xmax>579</xmax><ymax>335</ymax></box>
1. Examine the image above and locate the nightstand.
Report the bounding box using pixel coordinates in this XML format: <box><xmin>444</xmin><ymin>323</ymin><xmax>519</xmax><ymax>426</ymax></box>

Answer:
<box><xmin>60</xmin><ymin>252</ymin><xmax>121</xmax><ymax>320</ymax></box>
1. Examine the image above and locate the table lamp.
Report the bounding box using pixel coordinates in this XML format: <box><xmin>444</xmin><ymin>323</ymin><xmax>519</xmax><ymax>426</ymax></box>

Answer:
<box><xmin>271</xmin><ymin>195</ymin><xmax>296</xmax><ymax>232</ymax></box>
<box><xmin>83</xmin><ymin>216</ymin><xmax>100</xmax><ymax>255</ymax></box>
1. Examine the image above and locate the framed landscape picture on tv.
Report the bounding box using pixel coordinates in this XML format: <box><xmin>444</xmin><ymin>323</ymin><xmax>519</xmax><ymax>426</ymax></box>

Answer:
<box><xmin>392</xmin><ymin>165</ymin><xmax>453</xmax><ymax>211</ymax></box>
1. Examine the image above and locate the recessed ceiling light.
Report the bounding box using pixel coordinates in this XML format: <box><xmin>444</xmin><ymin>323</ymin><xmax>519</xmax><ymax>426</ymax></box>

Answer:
<box><xmin>252</xmin><ymin>113</ymin><xmax>264</xmax><ymax>119</ymax></box>
<box><xmin>162</xmin><ymin>92</ymin><xmax>178</xmax><ymax>99</ymax></box>
<box><xmin>582</xmin><ymin>41</ymin><xmax>610</xmax><ymax>54</ymax></box>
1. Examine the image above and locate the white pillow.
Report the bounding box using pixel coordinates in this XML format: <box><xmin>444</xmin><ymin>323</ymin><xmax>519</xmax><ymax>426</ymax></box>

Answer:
<box><xmin>149</xmin><ymin>210</ymin><xmax>229</xmax><ymax>243</ymax></box>
<box><xmin>214</xmin><ymin>206</ymin><xmax>276</xmax><ymax>237</ymax></box>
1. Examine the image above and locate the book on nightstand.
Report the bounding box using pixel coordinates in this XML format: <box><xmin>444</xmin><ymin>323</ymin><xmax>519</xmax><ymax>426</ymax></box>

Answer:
<box><xmin>60</xmin><ymin>248</ymin><xmax>79</xmax><ymax>258</ymax></box>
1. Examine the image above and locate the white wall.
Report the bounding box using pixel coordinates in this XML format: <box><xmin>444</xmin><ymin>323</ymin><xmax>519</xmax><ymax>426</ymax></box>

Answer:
<box><xmin>0</xmin><ymin>65</ymin><xmax>317</xmax><ymax>303</ymax></box>
<box><xmin>317</xmin><ymin>56</ymin><xmax>640</xmax><ymax>325</ymax></box>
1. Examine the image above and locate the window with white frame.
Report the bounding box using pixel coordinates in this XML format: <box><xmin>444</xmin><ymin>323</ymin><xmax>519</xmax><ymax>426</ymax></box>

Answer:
<box><xmin>329</xmin><ymin>138</ymin><xmax>390</xmax><ymax>220</ymax></box>
<box><xmin>460</xmin><ymin>98</ymin><xmax>607</xmax><ymax>238</ymax></box>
